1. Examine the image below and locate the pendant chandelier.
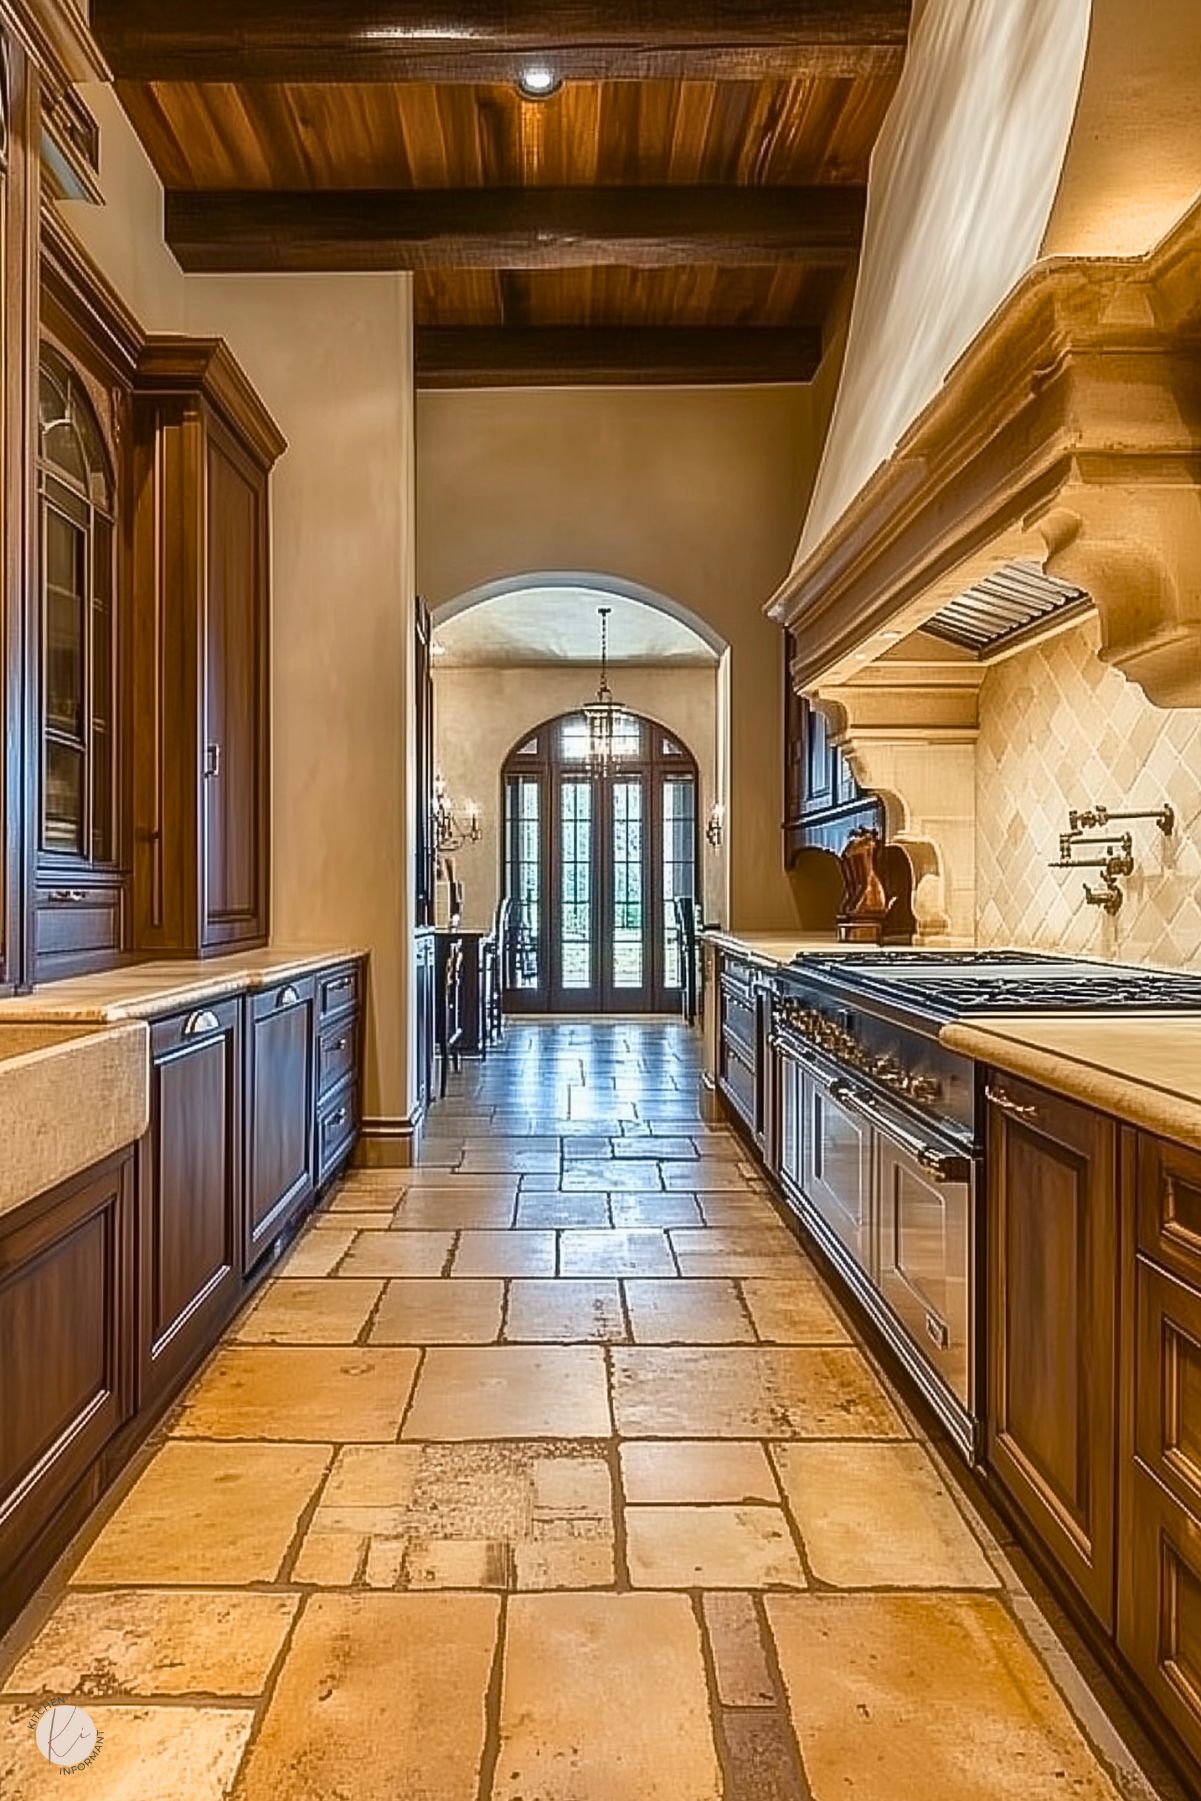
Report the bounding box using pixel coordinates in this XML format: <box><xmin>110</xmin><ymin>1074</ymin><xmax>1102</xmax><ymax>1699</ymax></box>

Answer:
<box><xmin>582</xmin><ymin>605</ymin><xmax>627</xmax><ymax>771</ymax></box>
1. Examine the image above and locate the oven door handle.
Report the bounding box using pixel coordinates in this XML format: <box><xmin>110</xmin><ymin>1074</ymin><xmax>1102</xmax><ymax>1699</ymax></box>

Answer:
<box><xmin>829</xmin><ymin>1079</ymin><xmax>972</xmax><ymax>1185</ymax></box>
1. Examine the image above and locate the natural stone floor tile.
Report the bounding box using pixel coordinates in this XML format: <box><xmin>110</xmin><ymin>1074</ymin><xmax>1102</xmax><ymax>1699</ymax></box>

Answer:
<box><xmin>620</xmin><ymin>1441</ymin><xmax>778</xmax><ymax>1505</ymax></box>
<box><xmin>458</xmin><ymin>1148</ymin><xmax>560</xmax><ymax>1173</ymax></box>
<box><xmin>235</xmin><ymin>1277</ymin><xmax>383</xmax><ymax>1344</ymax></box>
<box><xmin>624</xmin><ymin>1278</ymin><xmax>753</xmax><ymax>1343</ymax></box>
<box><xmin>276</xmin><ymin>1225</ymin><xmax>358</xmax><ymax>1277</ymax></box>
<box><xmin>664</xmin><ymin>1163</ymin><xmax>763</xmax><ymax>1191</ymax></box>
<box><xmin>496</xmin><ymin>1593</ymin><xmax>722</xmax><ymax>1800</ymax></box>
<box><xmin>767</xmin><ymin>1593</ymin><xmax>1122</xmax><ymax>1800</ymax></box>
<box><xmin>670</xmin><ymin>1227</ymin><xmax>802</xmax><ymax>1278</ymax></box>
<box><xmin>235</xmin><ymin>1594</ymin><xmax>499</xmax><ymax>1801</ymax></box>
<box><xmin>609</xmin><ymin>1192</ymin><xmax>705</xmax><ymax>1227</ymax></box>
<box><xmin>452</xmin><ymin>1229</ymin><xmax>557</xmax><ymax>1276</ymax></box>
<box><xmin>562</xmin><ymin>1136</ymin><xmax>616</xmax><ymax>1160</ymax></box>
<box><xmin>626</xmin><ymin>1505</ymin><xmax>806</xmax><ymax>1589</ymax></box>
<box><xmin>720</xmin><ymin>1709</ymin><xmax>811</xmax><ymax>1800</ymax></box>
<box><xmin>612</xmin><ymin>1135</ymin><xmax>696</xmax><ymax>1160</ymax></box>
<box><xmin>611</xmin><ymin>1347</ymin><xmax>908</xmax><ymax>1439</ymax></box>
<box><xmin>0</xmin><ymin>1702</ymin><xmax>253</xmax><ymax>1799</ymax></box>
<box><xmin>559</xmin><ymin>1229</ymin><xmax>676</xmax><ymax>1277</ymax></box>
<box><xmin>772</xmin><ymin>1443</ymin><xmax>1000</xmax><ymax>1589</ymax></box>
<box><xmin>337</xmin><ymin>1230</ymin><xmax>455</xmax><ymax>1278</ymax></box>
<box><xmin>3</xmin><ymin>1591</ymin><xmax>299</xmax><ymax>1698</ymax></box>
<box><xmin>403</xmin><ymin>1346</ymin><xmax>612</xmax><ymax>1439</ymax></box>
<box><xmin>392</xmin><ymin>1191</ymin><xmax>516</xmax><ymax>1228</ymax></box>
<box><xmin>328</xmin><ymin>1180</ymin><xmax>403</xmax><ymax>1210</ymax></box>
<box><xmin>563</xmin><ymin>1160</ymin><xmax>665</xmax><ymax>1192</ymax></box>
<box><xmin>506</xmin><ymin>1279</ymin><xmax>626</xmax><ymax>1342</ymax></box>
<box><xmin>400</xmin><ymin>1167</ymin><xmax>519</xmax><ymax>1188</ymax></box>
<box><xmin>73</xmin><ymin>1443</ymin><xmax>330</xmax><ymax>1585</ymax></box>
<box><xmin>741</xmin><ymin>1275</ymin><xmax>851</xmax><ymax>1344</ymax></box>
<box><xmin>369</xmin><ymin>1277</ymin><xmax>504</xmax><ymax>1344</ymax></box>
<box><xmin>703</xmin><ymin>1592</ymin><xmax>777</xmax><ymax>1707</ymax></box>
<box><xmin>516</xmin><ymin>1193</ymin><xmax>611</xmax><ymax>1228</ymax></box>
<box><xmin>318</xmin><ymin>1210</ymin><xmax>396</xmax><ymax>1231</ymax></box>
<box><xmin>294</xmin><ymin>1442</ymin><xmax>614</xmax><ymax>1590</ymax></box>
<box><xmin>173</xmin><ymin>1346</ymin><xmax>419</xmax><ymax>1441</ymax></box>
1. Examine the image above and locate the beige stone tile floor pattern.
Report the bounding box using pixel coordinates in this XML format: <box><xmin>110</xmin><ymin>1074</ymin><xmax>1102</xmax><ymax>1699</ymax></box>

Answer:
<box><xmin>0</xmin><ymin>1019</ymin><xmax>1177</xmax><ymax>1800</ymax></box>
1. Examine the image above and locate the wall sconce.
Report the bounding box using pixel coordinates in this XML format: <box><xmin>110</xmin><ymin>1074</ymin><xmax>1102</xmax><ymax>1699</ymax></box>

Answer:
<box><xmin>706</xmin><ymin>804</ymin><xmax>725</xmax><ymax>849</ymax></box>
<box><xmin>434</xmin><ymin>773</ymin><xmax>481</xmax><ymax>853</ymax></box>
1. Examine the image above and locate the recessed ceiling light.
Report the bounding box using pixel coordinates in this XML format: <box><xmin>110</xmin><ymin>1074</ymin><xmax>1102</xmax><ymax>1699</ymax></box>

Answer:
<box><xmin>517</xmin><ymin>63</ymin><xmax>561</xmax><ymax>98</ymax></box>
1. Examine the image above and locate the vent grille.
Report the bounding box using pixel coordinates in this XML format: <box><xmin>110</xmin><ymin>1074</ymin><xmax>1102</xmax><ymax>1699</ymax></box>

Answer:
<box><xmin>924</xmin><ymin>560</ymin><xmax>1090</xmax><ymax>655</ymax></box>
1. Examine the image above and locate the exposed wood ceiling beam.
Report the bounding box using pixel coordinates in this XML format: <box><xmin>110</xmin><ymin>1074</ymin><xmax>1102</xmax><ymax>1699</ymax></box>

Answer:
<box><xmin>93</xmin><ymin>1</ymin><xmax>910</xmax><ymax>82</ymax></box>
<box><xmin>165</xmin><ymin>185</ymin><xmax>867</xmax><ymax>273</ymax></box>
<box><xmin>415</xmin><ymin>326</ymin><xmax>824</xmax><ymax>388</ymax></box>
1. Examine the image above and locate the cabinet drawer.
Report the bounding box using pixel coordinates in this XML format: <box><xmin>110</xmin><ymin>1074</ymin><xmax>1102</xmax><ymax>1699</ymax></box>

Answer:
<box><xmin>1134</xmin><ymin>1256</ymin><xmax>1201</xmax><ymax>1522</ymax></box>
<box><xmin>318</xmin><ymin>962</ymin><xmax>361</xmax><ymax>1025</ymax></box>
<box><xmin>317</xmin><ymin>1013</ymin><xmax>358</xmax><ymax>1103</ymax></box>
<box><xmin>719</xmin><ymin>1037</ymin><xmax>755</xmax><ymax>1130</ymax></box>
<box><xmin>721</xmin><ymin>985</ymin><xmax>756</xmax><ymax>1059</ymax></box>
<box><xmin>1119</xmin><ymin>1458</ymin><xmax>1201</xmax><ymax>1771</ymax></box>
<box><xmin>1138</xmin><ymin>1135</ymin><xmax>1201</xmax><ymax>1291</ymax></box>
<box><xmin>34</xmin><ymin>882</ymin><xmax>125</xmax><ymax>977</ymax></box>
<box><xmin>317</xmin><ymin>1081</ymin><xmax>359</xmax><ymax>1185</ymax></box>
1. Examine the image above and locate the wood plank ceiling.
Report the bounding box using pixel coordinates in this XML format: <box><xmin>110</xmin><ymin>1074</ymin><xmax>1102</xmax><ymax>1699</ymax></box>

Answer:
<box><xmin>92</xmin><ymin>4</ymin><xmax>909</xmax><ymax>386</ymax></box>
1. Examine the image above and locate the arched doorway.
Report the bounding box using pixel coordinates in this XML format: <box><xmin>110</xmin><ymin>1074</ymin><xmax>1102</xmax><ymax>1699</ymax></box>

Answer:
<box><xmin>502</xmin><ymin>710</ymin><xmax>700</xmax><ymax>1014</ymax></box>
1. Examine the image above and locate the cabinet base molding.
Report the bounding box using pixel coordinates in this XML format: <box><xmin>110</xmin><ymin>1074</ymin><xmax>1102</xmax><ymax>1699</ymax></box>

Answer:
<box><xmin>357</xmin><ymin>1109</ymin><xmax>425</xmax><ymax>1169</ymax></box>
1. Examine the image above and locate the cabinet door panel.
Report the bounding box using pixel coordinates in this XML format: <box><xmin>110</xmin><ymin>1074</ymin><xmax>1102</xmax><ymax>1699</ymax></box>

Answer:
<box><xmin>1134</xmin><ymin>1257</ymin><xmax>1201</xmax><ymax>1523</ymax></box>
<box><xmin>1119</xmin><ymin>1460</ymin><xmax>1201</xmax><ymax>1770</ymax></box>
<box><xmin>245</xmin><ymin>981</ymin><xmax>316</xmax><ymax>1270</ymax></box>
<box><xmin>1138</xmin><ymin>1135</ymin><xmax>1201</xmax><ymax>1293</ymax></box>
<box><xmin>204</xmin><ymin>433</ymin><xmax>264</xmax><ymax>942</ymax></box>
<box><xmin>0</xmin><ymin>1158</ymin><xmax>132</xmax><ymax>1585</ymax></box>
<box><xmin>987</xmin><ymin>1076</ymin><xmax>1117</xmax><ymax>1627</ymax></box>
<box><xmin>142</xmin><ymin>1001</ymin><xmax>241</xmax><ymax>1404</ymax></box>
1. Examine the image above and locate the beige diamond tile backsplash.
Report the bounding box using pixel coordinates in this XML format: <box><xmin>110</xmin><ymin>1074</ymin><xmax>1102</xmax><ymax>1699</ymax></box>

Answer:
<box><xmin>976</xmin><ymin>616</ymin><xmax>1201</xmax><ymax>966</ymax></box>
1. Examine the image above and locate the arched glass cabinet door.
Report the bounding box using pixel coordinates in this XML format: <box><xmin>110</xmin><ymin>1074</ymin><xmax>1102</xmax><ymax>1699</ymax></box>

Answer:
<box><xmin>37</xmin><ymin>343</ymin><xmax>117</xmax><ymax>864</ymax></box>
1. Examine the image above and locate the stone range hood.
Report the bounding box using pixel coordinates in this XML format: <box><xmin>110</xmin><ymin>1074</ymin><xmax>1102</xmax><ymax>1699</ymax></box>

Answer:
<box><xmin>769</xmin><ymin>200</ymin><xmax>1201</xmax><ymax>941</ymax></box>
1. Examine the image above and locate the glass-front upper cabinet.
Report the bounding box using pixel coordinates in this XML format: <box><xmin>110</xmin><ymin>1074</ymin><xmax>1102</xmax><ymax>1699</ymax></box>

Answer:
<box><xmin>37</xmin><ymin>344</ymin><xmax>117</xmax><ymax>865</ymax></box>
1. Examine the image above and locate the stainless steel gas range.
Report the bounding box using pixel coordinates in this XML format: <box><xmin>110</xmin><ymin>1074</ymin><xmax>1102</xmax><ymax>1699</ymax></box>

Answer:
<box><xmin>768</xmin><ymin>949</ymin><xmax>1201</xmax><ymax>1462</ymax></box>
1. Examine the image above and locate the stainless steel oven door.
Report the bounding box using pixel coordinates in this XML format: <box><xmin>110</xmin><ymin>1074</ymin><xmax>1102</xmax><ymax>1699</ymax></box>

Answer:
<box><xmin>773</xmin><ymin>1032</ymin><xmax>804</xmax><ymax>1198</ymax></box>
<box><xmin>833</xmin><ymin>1081</ymin><xmax>976</xmax><ymax>1412</ymax></box>
<box><xmin>802</xmin><ymin>1063</ymin><xmax>875</xmax><ymax>1277</ymax></box>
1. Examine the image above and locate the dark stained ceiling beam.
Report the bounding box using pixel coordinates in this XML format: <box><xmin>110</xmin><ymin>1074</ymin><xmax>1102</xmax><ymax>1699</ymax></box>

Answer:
<box><xmin>92</xmin><ymin>1</ymin><xmax>910</xmax><ymax>82</ymax></box>
<box><xmin>165</xmin><ymin>185</ymin><xmax>867</xmax><ymax>273</ymax></box>
<box><xmin>415</xmin><ymin>326</ymin><xmax>824</xmax><ymax>388</ymax></box>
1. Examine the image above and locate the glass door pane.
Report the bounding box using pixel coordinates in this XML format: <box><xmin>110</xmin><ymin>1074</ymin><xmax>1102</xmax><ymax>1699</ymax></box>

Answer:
<box><xmin>559</xmin><ymin>779</ymin><xmax>593</xmax><ymax>991</ymax></box>
<box><xmin>506</xmin><ymin>774</ymin><xmax>543</xmax><ymax>992</ymax></box>
<box><xmin>611</xmin><ymin>776</ymin><xmax>645</xmax><ymax>992</ymax></box>
<box><xmin>662</xmin><ymin>776</ymin><xmax>697</xmax><ymax>989</ymax></box>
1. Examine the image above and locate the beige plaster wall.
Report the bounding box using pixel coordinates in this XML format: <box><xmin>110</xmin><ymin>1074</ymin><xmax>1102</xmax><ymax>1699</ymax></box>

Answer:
<box><xmin>798</xmin><ymin>0</ymin><xmax>1091</xmax><ymax>559</ymax></box>
<box><xmin>59</xmin><ymin>88</ymin><xmax>418</xmax><ymax>1130</ymax></box>
<box><xmin>433</xmin><ymin>663</ymin><xmax>721</xmax><ymax>928</ymax></box>
<box><xmin>416</xmin><ymin>385</ymin><xmax>817</xmax><ymax>931</ymax></box>
<box><xmin>976</xmin><ymin>617</ymin><xmax>1201</xmax><ymax>965</ymax></box>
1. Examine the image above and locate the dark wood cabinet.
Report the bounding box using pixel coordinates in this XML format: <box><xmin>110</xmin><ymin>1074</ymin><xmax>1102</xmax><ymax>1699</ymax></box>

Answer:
<box><xmin>0</xmin><ymin>1150</ymin><xmax>133</xmax><ymax>1617</ymax></box>
<box><xmin>131</xmin><ymin>339</ymin><xmax>284</xmax><ymax>957</ymax></box>
<box><xmin>140</xmin><ymin>998</ymin><xmax>242</xmax><ymax>1405</ymax></box>
<box><xmin>244</xmin><ymin>975</ymin><xmax>316</xmax><ymax>1270</ymax></box>
<box><xmin>987</xmin><ymin>1073</ymin><xmax>1118</xmax><ymax>1628</ymax></box>
<box><xmin>782</xmin><ymin>630</ymin><xmax>882</xmax><ymax>865</ymax></box>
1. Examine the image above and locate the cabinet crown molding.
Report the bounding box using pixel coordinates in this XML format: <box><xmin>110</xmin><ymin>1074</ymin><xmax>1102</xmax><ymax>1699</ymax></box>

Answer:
<box><xmin>771</xmin><ymin>197</ymin><xmax>1201</xmax><ymax>710</ymax></box>
<box><xmin>136</xmin><ymin>336</ymin><xmax>287</xmax><ymax>468</ymax></box>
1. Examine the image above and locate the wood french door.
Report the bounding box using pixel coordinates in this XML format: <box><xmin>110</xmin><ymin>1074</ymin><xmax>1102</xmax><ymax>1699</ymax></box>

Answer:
<box><xmin>504</xmin><ymin>712</ymin><xmax>699</xmax><ymax>1015</ymax></box>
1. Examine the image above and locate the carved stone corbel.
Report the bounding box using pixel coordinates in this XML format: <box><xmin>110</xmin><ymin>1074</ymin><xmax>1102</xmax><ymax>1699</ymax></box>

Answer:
<box><xmin>810</xmin><ymin>662</ymin><xmax>985</xmax><ymax>942</ymax></box>
<box><xmin>1037</xmin><ymin>503</ymin><xmax>1201</xmax><ymax>708</ymax></box>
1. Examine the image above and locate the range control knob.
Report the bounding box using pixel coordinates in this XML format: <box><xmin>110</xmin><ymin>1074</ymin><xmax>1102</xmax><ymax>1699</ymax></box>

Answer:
<box><xmin>908</xmin><ymin>1075</ymin><xmax>943</xmax><ymax>1104</ymax></box>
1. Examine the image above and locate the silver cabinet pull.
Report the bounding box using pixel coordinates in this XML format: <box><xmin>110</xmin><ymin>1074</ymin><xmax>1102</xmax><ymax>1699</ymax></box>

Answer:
<box><xmin>47</xmin><ymin>888</ymin><xmax>88</xmax><ymax>904</ymax></box>
<box><xmin>330</xmin><ymin>1036</ymin><xmax>348</xmax><ymax>1053</ymax></box>
<box><xmin>328</xmin><ymin>974</ymin><xmax>353</xmax><ymax>994</ymax></box>
<box><xmin>985</xmin><ymin>1084</ymin><xmax>1039</xmax><ymax>1122</ymax></box>
<box><xmin>277</xmin><ymin>984</ymin><xmax>301</xmax><ymax>1009</ymax></box>
<box><xmin>183</xmin><ymin>1008</ymin><xmax>220</xmax><ymax>1038</ymax></box>
<box><xmin>925</xmin><ymin>1311</ymin><xmax>950</xmax><ymax>1350</ymax></box>
<box><xmin>327</xmin><ymin>1107</ymin><xmax>347</xmax><ymax>1131</ymax></box>
<box><xmin>203</xmin><ymin>743</ymin><xmax>222</xmax><ymax>779</ymax></box>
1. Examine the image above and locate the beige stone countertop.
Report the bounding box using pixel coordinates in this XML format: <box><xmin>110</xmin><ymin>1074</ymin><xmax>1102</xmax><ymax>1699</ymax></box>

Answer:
<box><xmin>0</xmin><ymin>945</ymin><xmax>367</xmax><ymax>1024</ymax></box>
<box><xmin>0</xmin><ymin>1020</ymin><xmax>150</xmax><ymax>1219</ymax></box>
<box><xmin>942</xmin><ymin>1015</ymin><xmax>1201</xmax><ymax>1152</ymax></box>
<box><xmin>701</xmin><ymin>930</ymin><xmax>975</xmax><ymax>969</ymax></box>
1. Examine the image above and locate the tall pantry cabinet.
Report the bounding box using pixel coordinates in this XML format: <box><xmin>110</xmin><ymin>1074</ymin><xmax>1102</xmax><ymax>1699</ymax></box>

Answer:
<box><xmin>130</xmin><ymin>340</ymin><xmax>285</xmax><ymax>957</ymax></box>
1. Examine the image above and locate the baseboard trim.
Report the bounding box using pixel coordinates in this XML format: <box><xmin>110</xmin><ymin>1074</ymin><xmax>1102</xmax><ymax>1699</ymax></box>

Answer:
<box><xmin>356</xmin><ymin>1108</ymin><xmax>425</xmax><ymax>1169</ymax></box>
